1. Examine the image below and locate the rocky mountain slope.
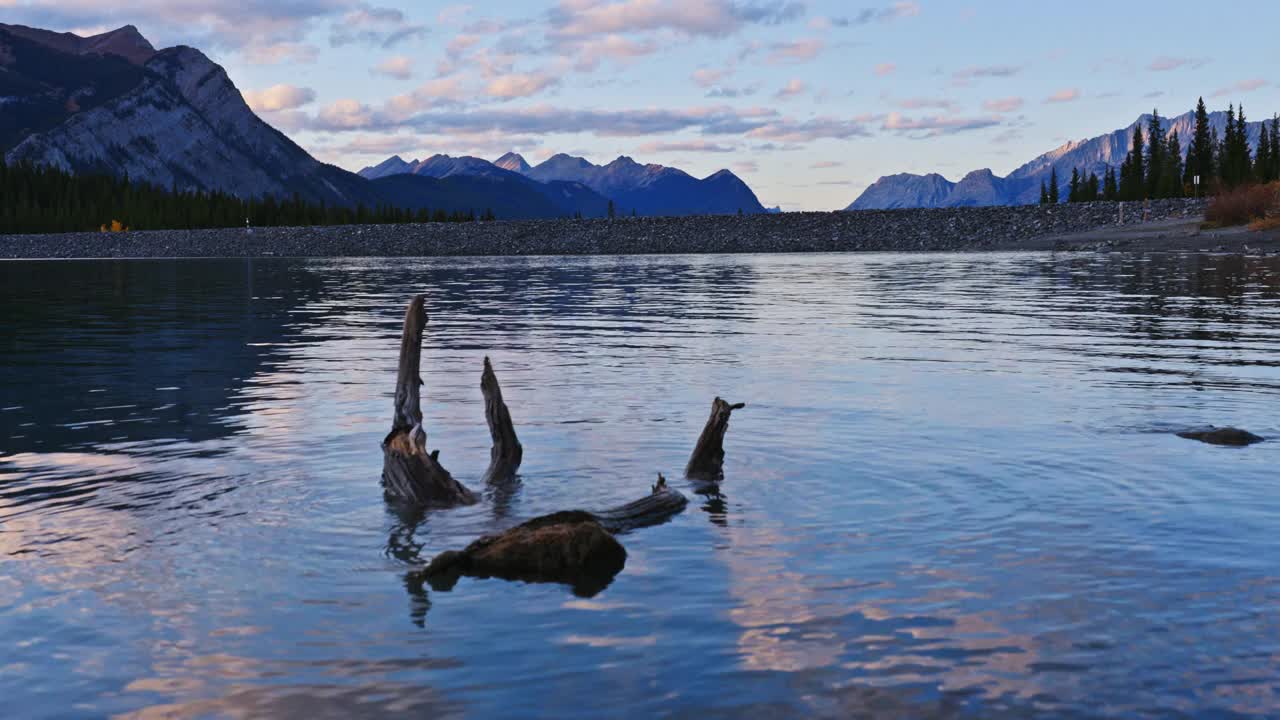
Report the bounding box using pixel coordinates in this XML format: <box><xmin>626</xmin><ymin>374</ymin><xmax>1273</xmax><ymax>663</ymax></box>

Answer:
<box><xmin>1</xmin><ymin>23</ymin><xmax>374</xmax><ymax>207</ymax></box>
<box><xmin>848</xmin><ymin>109</ymin><xmax>1270</xmax><ymax>210</ymax></box>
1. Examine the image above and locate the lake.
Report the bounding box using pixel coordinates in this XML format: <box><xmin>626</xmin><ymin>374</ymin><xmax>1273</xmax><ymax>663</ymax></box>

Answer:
<box><xmin>2</xmin><ymin>253</ymin><xmax>1279</xmax><ymax>718</ymax></box>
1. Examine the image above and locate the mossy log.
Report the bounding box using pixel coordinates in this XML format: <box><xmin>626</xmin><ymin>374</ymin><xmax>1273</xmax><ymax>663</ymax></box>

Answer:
<box><xmin>685</xmin><ymin>397</ymin><xmax>746</xmax><ymax>481</ymax></box>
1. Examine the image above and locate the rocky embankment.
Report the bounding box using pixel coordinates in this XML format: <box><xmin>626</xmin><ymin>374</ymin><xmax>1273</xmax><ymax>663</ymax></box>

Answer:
<box><xmin>1</xmin><ymin>199</ymin><xmax>1209</xmax><ymax>259</ymax></box>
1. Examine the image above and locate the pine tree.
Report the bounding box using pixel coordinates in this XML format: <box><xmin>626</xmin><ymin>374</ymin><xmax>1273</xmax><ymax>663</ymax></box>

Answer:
<box><xmin>1258</xmin><ymin>120</ymin><xmax>1273</xmax><ymax>183</ymax></box>
<box><xmin>1271</xmin><ymin>115</ymin><xmax>1280</xmax><ymax>181</ymax></box>
<box><xmin>607</xmin><ymin>199</ymin><xmax>616</xmax><ymax>219</ymax></box>
<box><xmin>1048</xmin><ymin>167</ymin><xmax>1060</xmax><ymax>204</ymax></box>
<box><xmin>1086</xmin><ymin>172</ymin><xmax>1100</xmax><ymax>201</ymax></box>
<box><xmin>1145</xmin><ymin>110</ymin><xmax>1165</xmax><ymax>199</ymax></box>
<box><xmin>1126</xmin><ymin>122</ymin><xmax>1146</xmax><ymax>200</ymax></box>
<box><xmin>1163</xmin><ymin>130</ymin><xmax>1184</xmax><ymax>197</ymax></box>
<box><xmin>1221</xmin><ymin>104</ymin><xmax>1239</xmax><ymax>189</ymax></box>
<box><xmin>1068</xmin><ymin>167</ymin><xmax>1080</xmax><ymax>202</ymax></box>
<box><xmin>1039</xmin><ymin>180</ymin><xmax>1049</xmax><ymax>205</ymax></box>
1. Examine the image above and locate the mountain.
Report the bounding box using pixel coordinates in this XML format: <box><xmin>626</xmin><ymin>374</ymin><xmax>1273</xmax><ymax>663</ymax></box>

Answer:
<box><xmin>1</xmin><ymin>23</ymin><xmax>374</xmax><ymax>207</ymax></box>
<box><xmin>371</xmin><ymin>173</ymin><xmax>609</xmax><ymax>219</ymax></box>
<box><xmin>846</xmin><ymin>109</ymin><xmax>1271</xmax><ymax>210</ymax></box>
<box><xmin>361</xmin><ymin>150</ymin><xmax>767</xmax><ymax>216</ymax></box>
<box><xmin>494</xmin><ymin>152</ymin><xmax>532</xmax><ymax>174</ymax></box>
<box><xmin>525</xmin><ymin>154</ymin><xmax>767</xmax><ymax>216</ymax></box>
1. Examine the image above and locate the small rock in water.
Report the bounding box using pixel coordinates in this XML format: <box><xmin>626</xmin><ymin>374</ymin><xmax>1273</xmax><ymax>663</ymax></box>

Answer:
<box><xmin>1176</xmin><ymin>426</ymin><xmax>1265</xmax><ymax>446</ymax></box>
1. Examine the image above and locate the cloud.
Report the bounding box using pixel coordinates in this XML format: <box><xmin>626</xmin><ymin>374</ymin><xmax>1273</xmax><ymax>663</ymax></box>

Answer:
<box><xmin>315</xmin><ymin>99</ymin><xmax>378</xmax><ymax>130</ymax></box>
<box><xmin>774</xmin><ymin>79</ymin><xmax>806</xmax><ymax>99</ymax></box>
<box><xmin>637</xmin><ymin>140</ymin><xmax>737</xmax><ymax>153</ymax></box>
<box><xmin>1211</xmin><ymin>78</ymin><xmax>1268</xmax><ymax>98</ymax></box>
<box><xmin>952</xmin><ymin>64</ymin><xmax>1022</xmax><ymax>82</ymax></box>
<box><xmin>548</xmin><ymin>0</ymin><xmax>805</xmax><ymax>39</ymax></box>
<box><xmin>243</xmin><ymin>84</ymin><xmax>316</xmax><ymax>112</ymax></box>
<box><xmin>874</xmin><ymin>62</ymin><xmax>896</xmax><ymax>76</ymax></box>
<box><xmin>706</xmin><ymin>84</ymin><xmax>760</xmax><ymax>98</ymax></box>
<box><xmin>848</xmin><ymin>1</ymin><xmax>920</xmax><ymax>24</ymax></box>
<box><xmin>766</xmin><ymin>37</ymin><xmax>824</xmax><ymax>64</ymax></box>
<box><xmin>485</xmin><ymin>72</ymin><xmax>559</xmax><ymax>99</ymax></box>
<box><xmin>570</xmin><ymin>34</ymin><xmax>659</xmax><ymax>71</ymax></box>
<box><xmin>1148</xmin><ymin>56</ymin><xmax>1208</xmax><ymax>72</ymax></box>
<box><xmin>982</xmin><ymin>96</ymin><xmax>1024</xmax><ymax>113</ymax></box>
<box><xmin>329</xmin><ymin>5</ymin><xmax>427</xmax><ymax>48</ymax></box>
<box><xmin>241</xmin><ymin>41</ymin><xmax>320</xmax><ymax>65</ymax></box>
<box><xmin>1044</xmin><ymin>88</ymin><xmax>1080</xmax><ymax>104</ymax></box>
<box><xmin>893</xmin><ymin>96</ymin><xmax>958</xmax><ymax>111</ymax></box>
<box><xmin>810</xmin><ymin>160</ymin><xmax>843</xmax><ymax>169</ymax></box>
<box><xmin>882</xmin><ymin>112</ymin><xmax>1001</xmax><ymax>137</ymax></box>
<box><xmin>745</xmin><ymin>116</ymin><xmax>873</xmax><ymax>142</ymax></box>
<box><xmin>6</xmin><ymin>0</ymin><xmax>354</xmax><ymax>54</ymax></box>
<box><xmin>692</xmin><ymin>67</ymin><xmax>729</xmax><ymax>88</ymax></box>
<box><xmin>372</xmin><ymin>55</ymin><xmax>414</xmax><ymax>79</ymax></box>
<box><xmin>734</xmin><ymin>160</ymin><xmax>759</xmax><ymax>174</ymax></box>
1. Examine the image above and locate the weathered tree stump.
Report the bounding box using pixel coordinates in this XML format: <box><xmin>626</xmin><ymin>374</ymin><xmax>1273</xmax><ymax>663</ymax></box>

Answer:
<box><xmin>591</xmin><ymin>475</ymin><xmax>689</xmax><ymax>533</ymax></box>
<box><xmin>1177</xmin><ymin>426</ymin><xmax>1265</xmax><ymax>446</ymax></box>
<box><xmin>381</xmin><ymin>294</ymin><xmax>477</xmax><ymax>506</ymax></box>
<box><xmin>480</xmin><ymin>356</ymin><xmax>522</xmax><ymax>484</ymax></box>
<box><xmin>685</xmin><ymin>397</ymin><xmax>746</xmax><ymax>481</ymax></box>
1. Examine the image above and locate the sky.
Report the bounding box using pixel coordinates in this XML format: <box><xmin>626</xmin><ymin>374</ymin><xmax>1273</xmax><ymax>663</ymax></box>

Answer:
<box><xmin>6</xmin><ymin>1</ymin><xmax>1280</xmax><ymax>210</ymax></box>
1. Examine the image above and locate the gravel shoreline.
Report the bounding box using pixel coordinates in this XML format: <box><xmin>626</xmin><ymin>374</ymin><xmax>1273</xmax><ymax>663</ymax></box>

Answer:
<box><xmin>0</xmin><ymin>200</ymin><xmax>1209</xmax><ymax>259</ymax></box>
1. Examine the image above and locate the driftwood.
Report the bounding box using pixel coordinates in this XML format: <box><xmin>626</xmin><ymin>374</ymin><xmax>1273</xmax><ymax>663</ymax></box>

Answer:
<box><xmin>480</xmin><ymin>356</ymin><xmax>522</xmax><ymax>483</ymax></box>
<box><xmin>1177</xmin><ymin>426</ymin><xmax>1264</xmax><ymax>446</ymax></box>
<box><xmin>685</xmin><ymin>397</ymin><xmax>746</xmax><ymax>481</ymax></box>
<box><xmin>381</xmin><ymin>295</ymin><xmax>476</xmax><ymax>506</ymax></box>
<box><xmin>381</xmin><ymin>295</ymin><xmax>746</xmax><ymax>596</ymax></box>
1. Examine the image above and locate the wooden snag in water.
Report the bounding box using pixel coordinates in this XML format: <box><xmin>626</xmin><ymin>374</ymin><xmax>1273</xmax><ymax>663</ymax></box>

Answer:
<box><xmin>685</xmin><ymin>397</ymin><xmax>746</xmax><ymax>481</ymax></box>
<box><xmin>381</xmin><ymin>294</ymin><xmax>477</xmax><ymax>506</ymax></box>
<box><xmin>480</xmin><ymin>356</ymin><xmax>522</xmax><ymax>484</ymax></box>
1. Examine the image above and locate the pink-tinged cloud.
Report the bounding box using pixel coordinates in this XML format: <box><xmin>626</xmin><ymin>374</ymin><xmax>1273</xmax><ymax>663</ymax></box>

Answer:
<box><xmin>982</xmin><ymin>96</ymin><xmax>1024</xmax><ymax>113</ymax></box>
<box><xmin>767</xmin><ymin>37</ymin><xmax>824</xmax><ymax>64</ymax></box>
<box><xmin>1211</xmin><ymin>78</ymin><xmax>1268</xmax><ymax>98</ymax></box>
<box><xmin>571</xmin><ymin>34</ymin><xmax>658</xmax><ymax>71</ymax></box>
<box><xmin>746</xmin><ymin>116</ymin><xmax>872</xmax><ymax>142</ymax></box>
<box><xmin>774</xmin><ymin>79</ymin><xmax>807</xmax><ymax>100</ymax></box>
<box><xmin>811</xmin><ymin>160</ymin><xmax>843</xmax><ymax>169</ymax></box>
<box><xmin>874</xmin><ymin>63</ymin><xmax>896</xmax><ymax>76</ymax></box>
<box><xmin>372</xmin><ymin>56</ymin><xmax>413</xmax><ymax>80</ymax></box>
<box><xmin>243</xmin><ymin>84</ymin><xmax>316</xmax><ymax>112</ymax></box>
<box><xmin>316</xmin><ymin>99</ymin><xmax>377</xmax><ymax>130</ymax></box>
<box><xmin>1148</xmin><ymin>56</ymin><xmax>1208</xmax><ymax>72</ymax></box>
<box><xmin>548</xmin><ymin>0</ymin><xmax>805</xmax><ymax>39</ymax></box>
<box><xmin>241</xmin><ymin>42</ymin><xmax>319</xmax><ymax>65</ymax></box>
<box><xmin>1044</xmin><ymin>88</ymin><xmax>1080</xmax><ymax>103</ymax></box>
<box><xmin>485</xmin><ymin>72</ymin><xmax>559</xmax><ymax>99</ymax></box>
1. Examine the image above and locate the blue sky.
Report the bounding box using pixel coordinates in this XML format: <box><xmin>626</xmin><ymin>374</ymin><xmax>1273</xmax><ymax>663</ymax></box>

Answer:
<box><xmin>8</xmin><ymin>1</ymin><xmax>1280</xmax><ymax>209</ymax></box>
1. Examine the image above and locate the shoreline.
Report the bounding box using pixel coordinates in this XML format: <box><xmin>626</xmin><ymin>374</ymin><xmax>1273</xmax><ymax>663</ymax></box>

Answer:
<box><xmin>6</xmin><ymin>199</ymin><xmax>1274</xmax><ymax>260</ymax></box>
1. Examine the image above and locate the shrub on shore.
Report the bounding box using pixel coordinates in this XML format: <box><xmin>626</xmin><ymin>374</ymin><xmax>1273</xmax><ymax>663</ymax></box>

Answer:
<box><xmin>1204</xmin><ymin>183</ymin><xmax>1280</xmax><ymax>227</ymax></box>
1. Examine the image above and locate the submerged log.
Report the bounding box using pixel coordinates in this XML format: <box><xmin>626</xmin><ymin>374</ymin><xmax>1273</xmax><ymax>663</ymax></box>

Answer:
<box><xmin>381</xmin><ymin>295</ymin><xmax>477</xmax><ymax>506</ymax></box>
<box><xmin>1177</xmin><ymin>426</ymin><xmax>1265</xmax><ymax>446</ymax></box>
<box><xmin>419</xmin><ymin>478</ymin><xmax>688</xmax><ymax>595</ymax></box>
<box><xmin>420</xmin><ymin>510</ymin><xmax>626</xmax><ymax>597</ymax></box>
<box><xmin>685</xmin><ymin>397</ymin><xmax>746</xmax><ymax>481</ymax></box>
<box><xmin>480</xmin><ymin>356</ymin><xmax>522</xmax><ymax>483</ymax></box>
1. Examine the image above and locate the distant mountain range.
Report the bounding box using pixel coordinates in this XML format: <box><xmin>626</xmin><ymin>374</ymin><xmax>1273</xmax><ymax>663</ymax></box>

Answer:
<box><xmin>0</xmin><ymin>23</ymin><xmax>767</xmax><ymax>220</ymax></box>
<box><xmin>847</xmin><ymin>110</ymin><xmax>1270</xmax><ymax>210</ymax></box>
<box><xmin>359</xmin><ymin>152</ymin><xmax>767</xmax><ymax>217</ymax></box>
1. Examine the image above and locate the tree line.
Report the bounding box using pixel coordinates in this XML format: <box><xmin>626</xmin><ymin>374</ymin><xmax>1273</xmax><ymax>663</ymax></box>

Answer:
<box><xmin>1041</xmin><ymin>97</ymin><xmax>1280</xmax><ymax>205</ymax></box>
<box><xmin>0</xmin><ymin>159</ymin><xmax>497</xmax><ymax>235</ymax></box>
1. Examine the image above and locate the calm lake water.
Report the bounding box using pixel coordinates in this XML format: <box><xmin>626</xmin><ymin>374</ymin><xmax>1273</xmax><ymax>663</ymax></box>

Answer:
<box><xmin>2</xmin><ymin>253</ymin><xmax>1280</xmax><ymax>719</ymax></box>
